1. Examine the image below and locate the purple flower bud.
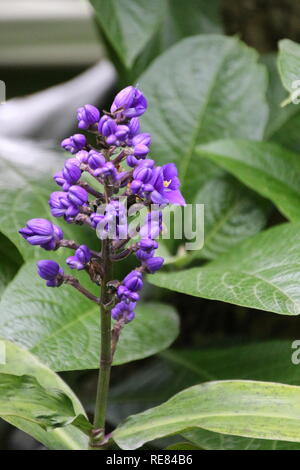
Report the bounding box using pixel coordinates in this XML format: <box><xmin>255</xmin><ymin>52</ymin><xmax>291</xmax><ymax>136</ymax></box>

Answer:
<box><xmin>111</xmin><ymin>86</ymin><xmax>147</xmax><ymax>118</ymax></box>
<box><xmin>98</xmin><ymin>116</ymin><xmax>118</xmax><ymax>144</ymax></box>
<box><xmin>77</xmin><ymin>104</ymin><xmax>100</xmax><ymax>129</ymax></box>
<box><xmin>76</xmin><ymin>150</ymin><xmax>89</xmax><ymax>164</ymax></box>
<box><xmin>53</xmin><ymin>171</ymin><xmax>66</xmax><ymax>189</ymax></box>
<box><xmin>75</xmin><ymin>245</ymin><xmax>91</xmax><ymax>265</ymax></box>
<box><xmin>128</xmin><ymin>118</ymin><xmax>140</xmax><ymax>139</ymax></box>
<box><xmin>88</xmin><ymin>150</ymin><xmax>106</xmax><ymax>170</ymax></box>
<box><xmin>37</xmin><ymin>260</ymin><xmax>64</xmax><ymax>287</ymax></box>
<box><xmin>19</xmin><ymin>218</ymin><xmax>63</xmax><ymax>250</ymax></box>
<box><xmin>139</xmin><ymin>238</ymin><xmax>158</xmax><ymax>251</ymax></box>
<box><xmin>111</xmin><ymin>300</ymin><xmax>136</xmax><ymax>323</ymax></box>
<box><xmin>126</xmin><ymin>155</ymin><xmax>138</xmax><ymax>167</ymax></box>
<box><xmin>115</xmin><ymin>124</ymin><xmax>129</xmax><ymax>141</ymax></box>
<box><xmin>133</xmin><ymin>144</ymin><xmax>150</xmax><ymax>158</ymax></box>
<box><xmin>67</xmin><ymin>185</ymin><xmax>88</xmax><ymax>206</ymax></box>
<box><xmin>49</xmin><ymin>191</ymin><xmax>76</xmax><ymax>219</ymax></box>
<box><xmin>63</xmin><ymin>160</ymin><xmax>81</xmax><ymax>185</ymax></box>
<box><xmin>94</xmin><ymin>162</ymin><xmax>118</xmax><ymax>181</ymax></box>
<box><xmin>144</xmin><ymin>256</ymin><xmax>164</xmax><ymax>273</ymax></box>
<box><xmin>130</xmin><ymin>180</ymin><xmax>142</xmax><ymax>194</ymax></box>
<box><xmin>133</xmin><ymin>165</ymin><xmax>152</xmax><ymax>183</ymax></box>
<box><xmin>135</xmin><ymin>249</ymin><xmax>154</xmax><ymax>261</ymax></box>
<box><xmin>66</xmin><ymin>244</ymin><xmax>91</xmax><ymax>270</ymax></box>
<box><xmin>61</xmin><ymin>134</ymin><xmax>86</xmax><ymax>154</ymax></box>
<box><xmin>117</xmin><ymin>286</ymin><xmax>139</xmax><ymax>302</ymax></box>
<box><xmin>123</xmin><ymin>270</ymin><xmax>143</xmax><ymax>292</ymax></box>
<box><xmin>90</xmin><ymin>213</ymin><xmax>105</xmax><ymax>229</ymax></box>
<box><xmin>132</xmin><ymin>133</ymin><xmax>151</xmax><ymax>147</ymax></box>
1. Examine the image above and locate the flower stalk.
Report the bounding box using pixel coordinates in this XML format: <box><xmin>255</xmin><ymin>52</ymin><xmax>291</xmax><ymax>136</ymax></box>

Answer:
<box><xmin>89</xmin><ymin>238</ymin><xmax>113</xmax><ymax>449</ymax></box>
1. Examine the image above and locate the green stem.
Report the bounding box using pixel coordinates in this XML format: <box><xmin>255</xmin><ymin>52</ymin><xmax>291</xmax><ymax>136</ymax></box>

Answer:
<box><xmin>89</xmin><ymin>238</ymin><xmax>113</xmax><ymax>449</ymax></box>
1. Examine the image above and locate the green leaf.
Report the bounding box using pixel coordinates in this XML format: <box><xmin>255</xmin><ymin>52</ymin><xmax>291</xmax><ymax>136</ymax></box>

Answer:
<box><xmin>0</xmin><ymin>340</ymin><xmax>88</xmax><ymax>449</ymax></box>
<box><xmin>278</xmin><ymin>39</ymin><xmax>300</xmax><ymax>97</ymax></box>
<box><xmin>113</xmin><ymin>380</ymin><xmax>300</xmax><ymax>449</ymax></box>
<box><xmin>150</xmin><ymin>222</ymin><xmax>300</xmax><ymax>315</ymax></box>
<box><xmin>0</xmin><ymin>152</ymin><xmax>96</xmax><ymax>260</ymax></box>
<box><xmin>90</xmin><ymin>0</ymin><xmax>166</xmax><ymax>68</ymax></box>
<box><xmin>187</xmin><ymin>176</ymin><xmax>270</xmax><ymax>261</ymax></box>
<box><xmin>109</xmin><ymin>340</ymin><xmax>300</xmax><ymax>421</ymax></box>
<box><xmin>0</xmin><ymin>261</ymin><xmax>179</xmax><ymax>371</ymax></box>
<box><xmin>0</xmin><ymin>373</ymin><xmax>90</xmax><ymax>430</ymax></box>
<box><xmin>139</xmin><ymin>35</ymin><xmax>268</xmax><ymax>202</ymax></box>
<box><xmin>109</xmin><ymin>341</ymin><xmax>300</xmax><ymax>450</ymax></box>
<box><xmin>197</xmin><ymin>139</ymin><xmax>300</xmax><ymax>221</ymax></box>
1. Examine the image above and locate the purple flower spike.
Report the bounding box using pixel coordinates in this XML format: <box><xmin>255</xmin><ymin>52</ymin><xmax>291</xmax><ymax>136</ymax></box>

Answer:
<box><xmin>67</xmin><ymin>185</ymin><xmax>88</xmax><ymax>207</ymax></box>
<box><xmin>37</xmin><ymin>260</ymin><xmax>64</xmax><ymax>287</ymax></box>
<box><xmin>66</xmin><ymin>245</ymin><xmax>91</xmax><ymax>270</ymax></box>
<box><xmin>77</xmin><ymin>104</ymin><xmax>100</xmax><ymax>129</ymax></box>
<box><xmin>61</xmin><ymin>134</ymin><xmax>86</xmax><ymax>154</ymax></box>
<box><xmin>144</xmin><ymin>256</ymin><xmax>164</xmax><ymax>273</ymax></box>
<box><xmin>111</xmin><ymin>86</ymin><xmax>147</xmax><ymax>118</ymax></box>
<box><xmin>19</xmin><ymin>218</ymin><xmax>63</xmax><ymax>250</ymax></box>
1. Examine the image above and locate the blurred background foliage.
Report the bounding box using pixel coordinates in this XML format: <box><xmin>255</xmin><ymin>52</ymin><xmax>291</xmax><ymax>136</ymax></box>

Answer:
<box><xmin>1</xmin><ymin>0</ymin><xmax>300</xmax><ymax>449</ymax></box>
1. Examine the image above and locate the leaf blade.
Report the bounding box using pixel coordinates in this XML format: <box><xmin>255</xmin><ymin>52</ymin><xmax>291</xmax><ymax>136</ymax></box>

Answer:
<box><xmin>113</xmin><ymin>380</ymin><xmax>300</xmax><ymax>450</ymax></box>
<box><xmin>150</xmin><ymin>222</ymin><xmax>300</xmax><ymax>315</ymax></box>
<box><xmin>0</xmin><ymin>340</ymin><xmax>89</xmax><ymax>449</ymax></box>
<box><xmin>197</xmin><ymin>139</ymin><xmax>300</xmax><ymax>221</ymax></box>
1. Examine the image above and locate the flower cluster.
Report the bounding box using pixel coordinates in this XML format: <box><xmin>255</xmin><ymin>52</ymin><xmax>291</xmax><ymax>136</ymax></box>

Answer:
<box><xmin>19</xmin><ymin>86</ymin><xmax>185</xmax><ymax>324</ymax></box>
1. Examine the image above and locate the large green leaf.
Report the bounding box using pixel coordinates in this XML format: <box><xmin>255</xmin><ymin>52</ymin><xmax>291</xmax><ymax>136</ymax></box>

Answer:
<box><xmin>0</xmin><ymin>151</ymin><xmax>96</xmax><ymax>260</ymax></box>
<box><xmin>109</xmin><ymin>341</ymin><xmax>300</xmax><ymax>419</ymax></box>
<box><xmin>114</xmin><ymin>380</ymin><xmax>300</xmax><ymax>449</ymax></box>
<box><xmin>90</xmin><ymin>0</ymin><xmax>166</xmax><ymax>68</ymax></box>
<box><xmin>0</xmin><ymin>262</ymin><xmax>179</xmax><ymax>371</ymax></box>
<box><xmin>186</xmin><ymin>176</ymin><xmax>270</xmax><ymax>261</ymax></box>
<box><xmin>109</xmin><ymin>341</ymin><xmax>300</xmax><ymax>450</ymax></box>
<box><xmin>0</xmin><ymin>340</ymin><xmax>88</xmax><ymax>450</ymax></box>
<box><xmin>139</xmin><ymin>35</ymin><xmax>268</xmax><ymax>202</ymax></box>
<box><xmin>150</xmin><ymin>222</ymin><xmax>300</xmax><ymax>315</ymax></box>
<box><xmin>197</xmin><ymin>139</ymin><xmax>300</xmax><ymax>221</ymax></box>
<box><xmin>0</xmin><ymin>373</ymin><xmax>89</xmax><ymax>430</ymax></box>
